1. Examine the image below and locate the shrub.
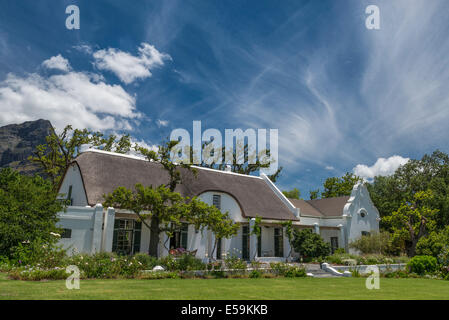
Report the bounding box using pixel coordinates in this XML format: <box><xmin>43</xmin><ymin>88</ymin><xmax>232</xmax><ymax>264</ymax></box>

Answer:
<box><xmin>139</xmin><ymin>271</ymin><xmax>180</xmax><ymax>280</ymax></box>
<box><xmin>133</xmin><ymin>253</ymin><xmax>158</xmax><ymax>270</ymax></box>
<box><xmin>270</xmin><ymin>262</ymin><xmax>306</xmax><ymax>277</ymax></box>
<box><xmin>224</xmin><ymin>256</ymin><xmax>247</xmax><ymax>270</ymax></box>
<box><xmin>407</xmin><ymin>255</ymin><xmax>438</xmax><ymax>275</ymax></box>
<box><xmin>249</xmin><ymin>270</ymin><xmax>262</xmax><ymax>278</ymax></box>
<box><xmin>159</xmin><ymin>254</ymin><xmax>206</xmax><ymax>271</ymax></box>
<box><xmin>8</xmin><ymin>267</ymin><xmax>71</xmax><ymax>281</ymax></box>
<box><xmin>66</xmin><ymin>252</ymin><xmax>145</xmax><ymax>278</ymax></box>
<box><xmin>349</xmin><ymin>232</ymin><xmax>397</xmax><ymax>255</ymax></box>
<box><xmin>10</xmin><ymin>238</ymin><xmax>67</xmax><ymax>268</ymax></box>
<box><xmin>416</xmin><ymin>227</ymin><xmax>449</xmax><ymax>258</ymax></box>
<box><xmin>292</xmin><ymin>229</ymin><xmax>330</xmax><ymax>261</ymax></box>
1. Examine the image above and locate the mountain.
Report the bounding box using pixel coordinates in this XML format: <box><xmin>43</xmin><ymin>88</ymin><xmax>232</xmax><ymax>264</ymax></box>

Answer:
<box><xmin>0</xmin><ymin>119</ymin><xmax>52</xmax><ymax>175</ymax></box>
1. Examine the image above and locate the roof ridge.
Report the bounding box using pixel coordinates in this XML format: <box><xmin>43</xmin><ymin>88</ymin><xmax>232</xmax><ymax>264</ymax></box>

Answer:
<box><xmin>79</xmin><ymin>149</ymin><xmax>262</xmax><ymax>179</ymax></box>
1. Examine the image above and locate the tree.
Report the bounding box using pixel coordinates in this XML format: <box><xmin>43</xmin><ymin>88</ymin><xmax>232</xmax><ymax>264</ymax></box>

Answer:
<box><xmin>367</xmin><ymin>150</ymin><xmax>449</xmax><ymax>230</ymax></box>
<box><xmin>103</xmin><ymin>184</ymin><xmax>188</xmax><ymax>257</ymax></box>
<box><xmin>0</xmin><ymin>168</ymin><xmax>64</xmax><ymax>258</ymax></box>
<box><xmin>103</xmin><ymin>183</ymin><xmax>238</xmax><ymax>258</ymax></box>
<box><xmin>292</xmin><ymin>229</ymin><xmax>330</xmax><ymax>260</ymax></box>
<box><xmin>196</xmin><ymin>142</ymin><xmax>283</xmax><ymax>182</ymax></box>
<box><xmin>136</xmin><ymin>140</ymin><xmax>197</xmax><ymax>256</ymax></box>
<box><xmin>282</xmin><ymin>188</ymin><xmax>300</xmax><ymax>200</ymax></box>
<box><xmin>383</xmin><ymin>190</ymin><xmax>438</xmax><ymax>257</ymax></box>
<box><xmin>309</xmin><ymin>189</ymin><xmax>320</xmax><ymax>200</ymax></box>
<box><xmin>29</xmin><ymin>125</ymin><xmax>132</xmax><ymax>189</ymax></box>
<box><xmin>322</xmin><ymin>172</ymin><xmax>361</xmax><ymax>198</ymax></box>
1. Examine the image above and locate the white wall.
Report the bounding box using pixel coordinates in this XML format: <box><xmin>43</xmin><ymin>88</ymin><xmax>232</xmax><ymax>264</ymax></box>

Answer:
<box><xmin>57</xmin><ymin>205</ymin><xmax>114</xmax><ymax>255</ymax></box>
<box><xmin>58</xmin><ymin>163</ymin><xmax>88</xmax><ymax>206</ymax></box>
<box><xmin>344</xmin><ymin>183</ymin><xmax>381</xmax><ymax>252</ymax></box>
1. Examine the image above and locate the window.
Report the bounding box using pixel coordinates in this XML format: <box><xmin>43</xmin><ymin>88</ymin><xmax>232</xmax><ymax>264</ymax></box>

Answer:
<box><xmin>112</xmin><ymin>219</ymin><xmax>142</xmax><ymax>255</ymax></box>
<box><xmin>242</xmin><ymin>226</ymin><xmax>250</xmax><ymax>260</ymax></box>
<box><xmin>362</xmin><ymin>231</ymin><xmax>371</xmax><ymax>237</ymax></box>
<box><xmin>257</xmin><ymin>232</ymin><xmax>262</xmax><ymax>258</ymax></box>
<box><xmin>61</xmin><ymin>228</ymin><xmax>72</xmax><ymax>239</ymax></box>
<box><xmin>213</xmin><ymin>194</ymin><xmax>221</xmax><ymax>210</ymax></box>
<box><xmin>274</xmin><ymin>228</ymin><xmax>284</xmax><ymax>257</ymax></box>
<box><xmin>170</xmin><ymin>223</ymin><xmax>188</xmax><ymax>249</ymax></box>
<box><xmin>330</xmin><ymin>237</ymin><xmax>339</xmax><ymax>254</ymax></box>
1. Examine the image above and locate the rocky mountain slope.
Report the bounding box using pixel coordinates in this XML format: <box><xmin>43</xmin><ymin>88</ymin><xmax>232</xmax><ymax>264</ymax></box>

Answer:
<box><xmin>0</xmin><ymin>119</ymin><xmax>52</xmax><ymax>175</ymax></box>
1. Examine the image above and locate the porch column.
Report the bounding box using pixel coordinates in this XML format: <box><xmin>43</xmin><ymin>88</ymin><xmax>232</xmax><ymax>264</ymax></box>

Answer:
<box><xmin>189</xmin><ymin>226</ymin><xmax>207</xmax><ymax>261</ymax></box>
<box><xmin>91</xmin><ymin>204</ymin><xmax>104</xmax><ymax>254</ymax></box>
<box><xmin>249</xmin><ymin>218</ymin><xmax>257</xmax><ymax>260</ymax></box>
<box><xmin>338</xmin><ymin>224</ymin><xmax>345</xmax><ymax>251</ymax></box>
<box><xmin>159</xmin><ymin>232</ymin><xmax>169</xmax><ymax>258</ymax></box>
<box><xmin>313</xmin><ymin>222</ymin><xmax>320</xmax><ymax>234</ymax></box>
<box><xmin>283</xmin><ymin>226</ymin><xmax>292</xmax><ymax>261</ymax></box>
<box><xmin>102</xmin><ymin>207</ymin><xmax>115</xmax><ymax>252</ymax></box>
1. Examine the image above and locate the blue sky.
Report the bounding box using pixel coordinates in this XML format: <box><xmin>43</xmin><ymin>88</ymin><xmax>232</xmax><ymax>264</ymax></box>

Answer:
<box><xmin>1</xmin><ymin>0</ymin><xmax>449</xmax><ymax>197</ymax></box>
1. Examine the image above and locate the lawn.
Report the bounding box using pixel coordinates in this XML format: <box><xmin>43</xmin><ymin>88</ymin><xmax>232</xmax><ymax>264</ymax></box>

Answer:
<box><xmin>1</xmin><ymin>273</ymin><xmax>448</xmax><ymax>300</ymax></box>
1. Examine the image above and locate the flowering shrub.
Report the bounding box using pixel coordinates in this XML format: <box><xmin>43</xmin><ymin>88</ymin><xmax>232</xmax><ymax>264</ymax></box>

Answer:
<box><xmin>66</xmin><ymin>252</ymin><xmax>144</xmax><ymax>278</ymax></box>
<box><xmin>159</xmin><ymin>254</ymin><xmax>206</xmax><ymax>271</ymax></box>
<box><xmin>224</xmin><ymin>256</ymin><xmax>247</xmax><ymax>270</ymax></box>
<box><xmin>8</xmin><ymin>266</ymin><xmax>72</xmax><ymax>281</ymax></box>
<box><xmin>10</xmin><ymin>238</ymin><xmax>66</xmax><ymax>268</ymax></box>
<box><xmin>270</xmin><ymin>262</ymin><xmax>306</xmax><ymax>277</ymax></box>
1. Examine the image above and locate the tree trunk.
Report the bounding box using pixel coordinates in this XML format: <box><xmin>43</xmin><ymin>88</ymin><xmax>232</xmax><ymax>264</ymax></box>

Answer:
<box><xmin>149</xmin><ymin>217</ymin><xmax>160</xmax><ymax>257</ymax></box>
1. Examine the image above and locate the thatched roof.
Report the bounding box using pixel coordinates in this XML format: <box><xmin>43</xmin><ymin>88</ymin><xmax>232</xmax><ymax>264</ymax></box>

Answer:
<box><xmin>289</xmin><ymin>196</ymin><xmax>350</xmax><ymax>218</ymax></box>
<box><xmin>70</xmin><ymin>150</ymin><xmax>298</xmax><ymax>221</ymax></box>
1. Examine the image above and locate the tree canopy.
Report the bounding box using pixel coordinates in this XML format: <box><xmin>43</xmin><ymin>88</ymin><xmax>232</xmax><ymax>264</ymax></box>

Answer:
<box><xmin>0</xmin><ymin>168</ymin><xmax>64</xmax><ymax>258</ymax></box>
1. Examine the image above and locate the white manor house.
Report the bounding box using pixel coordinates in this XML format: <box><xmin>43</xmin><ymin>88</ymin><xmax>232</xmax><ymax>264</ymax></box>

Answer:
<box><xmin>56</xmin><ymin>149</ymin><xmax>380</xmax><ymax>261</ymax></box>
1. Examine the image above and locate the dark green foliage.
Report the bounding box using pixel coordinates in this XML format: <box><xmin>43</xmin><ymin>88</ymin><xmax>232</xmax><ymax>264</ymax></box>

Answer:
<box><xmin>407</xmin><ymin>255</ymin><xmax>438</xmax><ymax>275</ymax></box>
<box><xmin>282</xmin><ymin>188</ymin><xmax>300</xmax><ymax>199</ymax></box>
<box><xmin>0</xmin><ymin>168</ymin><xmax>63</xmax><ymax>258</ymax></box>
<box><xmin>322</xmin><ymin>173</ymin><xmax>361</xmax><ymax>198</ymax></box>
<box><xmin>292</xmin><ymin>229</ymin><xmax>330</xmax><ymax>260</ymax></box>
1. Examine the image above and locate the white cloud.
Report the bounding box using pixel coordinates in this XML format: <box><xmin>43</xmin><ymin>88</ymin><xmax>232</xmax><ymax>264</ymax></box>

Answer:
<box><xmin>0</xmin><ymin>67</ymin><xmax>142</xmax><ymax>131</ymax></box>
<box><xmin>157</xmin><ymin>119</ymin><xmax>169</xmax><ymax>127</ymax></box>
<box><xmin>93</xmin><ymin>42</ymin><xmax>171</xmax><ymax>84</ymax></box>
<box><xmin>325</xmin><ymin>166</ymin><xmax>334</xmax><ymax>170</ymax></box>
<box><xmin>42</xmin><ymin>54</ymin><xmax>71</xmax><ymax>72</ymax></box>
<box><xmin>353</xmin><ymin>156</ymin><xmax>410</xmax><ymax>180</ymax></box>
<box><xmin>73</xmin><ymin>44</ymin><xmax>93</xmax><ymax>55</ymax></box>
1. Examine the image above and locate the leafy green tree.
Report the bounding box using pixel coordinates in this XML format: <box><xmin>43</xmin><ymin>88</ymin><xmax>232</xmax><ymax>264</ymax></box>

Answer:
<box><xmin>0</xmin><ymin>168</ymin><xmax>64</xmax><ymax>258</ymax></box>
<box><xmin>383</xmin><ymin>190</ymin><xmax>438</xmax><ymax>257</ymax></box>
<box><xmin>292</xmin><ymin>229</ymin><xmax>330</xmax><ymax>260</ymax></box>
<box><xmin>309</xmin><ymin>189</ymin><xmax>320</xmax><ymax>200</ymax></box>
<box><xmin>103</xmin><ymin>184</ymin><xmax>189</xmax><ymax>257</ymax></box>
<box><xmin>416</xmin><ymin>226</ymin><xmax>449</xmax><ymax>258</ymax></box>
<box><xmin>282</xmin><ymin>188</ymin><xmax>301</xmax><ymax>199</ymax></box>
<box><xmin>103</xmin><ymin>184</ymin><xmax>238</xmax><ymax>258</ymax></box>
<box><xmin>30</xmin><ymin>125</ymin><xmax>132</xmax><ymax>189</ymax></box>
<box><xmin>322</xmin><ymin>172</ymin><xmax>361</xmax><ymax>198</ymax></box>
<box><xmin>368</xmin><ymin>150</ymin><xmax>449</xmax><ymax>231</ymax></box>
<box><xmin>196</xmin><ymin>142</ymin><xmax>283</xmax><ymax>182</ymax></box>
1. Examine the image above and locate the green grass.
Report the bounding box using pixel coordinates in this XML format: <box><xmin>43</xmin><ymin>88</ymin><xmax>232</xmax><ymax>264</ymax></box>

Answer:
<box><xmin>1</xmin><ymin>273</ymin><xmax>449</xmax><ymax>300</ymax></box>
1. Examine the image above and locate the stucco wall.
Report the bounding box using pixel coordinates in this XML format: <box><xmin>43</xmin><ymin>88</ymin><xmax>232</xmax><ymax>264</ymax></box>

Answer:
<box><xmin>344</xmin><ymin>183</ymin><xmax>380</xmax><ymax>252</ymax></box>
<box><xmin>58</xmin><ymin>163</ymin><xmax>88</xmax><ymax>206</ymax></box>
